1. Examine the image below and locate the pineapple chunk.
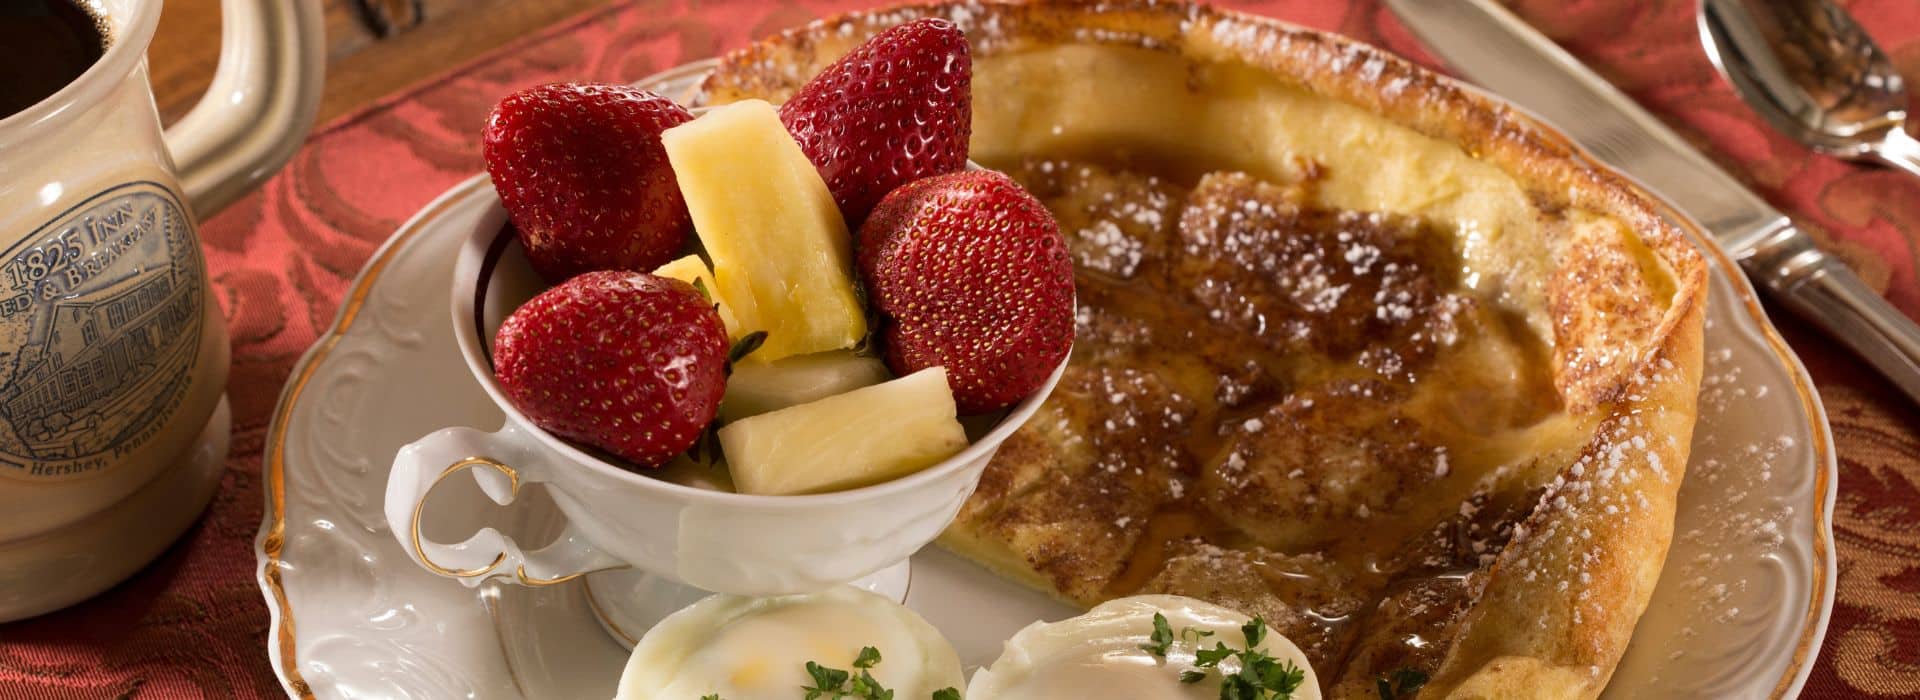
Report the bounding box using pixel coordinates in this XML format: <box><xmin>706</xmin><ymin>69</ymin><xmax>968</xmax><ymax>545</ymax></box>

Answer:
<box><xmin>721</xmin><ymin>350</ymin><xmax>892</xmax><ymax>422</ymax></box>
<box><xmin>662</xmin><ymin>100</ymin><xmax>866</xmax><ymax>362</ymax></box>
<box><xmin>653</xmin><ymin>255</ymin><xmax>741</xmax><ymax>338</ymax></box>
<box><xmin>721</xmin><ymin>367</ymin><xmax>968</xmax><ymax>496</ymax></box>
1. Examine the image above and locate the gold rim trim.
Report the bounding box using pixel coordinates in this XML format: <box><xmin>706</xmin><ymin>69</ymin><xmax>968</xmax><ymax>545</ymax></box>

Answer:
<box><xmin>480</xmin><ymin>586</ymin><xmax>534</xmax><ymax>698</ymax></box>
<box><xmin>261</xmin><ymin>177</ymin><xmax>627</xmax><ymax>696</ymax></box>
<box><xmin>1484</xmin><ymin>84</ymin><xmax>1835</xmax><ymax>698</ymax></box>
<box><xmin>581</xmin><ymin>576</ymin><xmax>639</xmax><ymax>647</ymax></box>
<box><xmin>406</xmin><ymin>454</ymin><xmax>623</xmax><ymax>587</ymax></box>
<box><xmin>514</xmin><ymin>564</ymin><xmax>596</xmax><ymax>587</ymax></box>
<box><xmin>260</xmin><ymin>178</ymin><xmax>482</xmax><ymax>699</ymax></box>
<box><xmin>579</xmin><ymin>564</ymin><xmax>918</xmax><ymax>651</ymax></box>
<box><xmin>1728</xmin><ymin>238</ymin><xmax>1836</xmax><ymax>700</ymax></box>
<box><xmin>1688</xmin><ymin>211</ymin><xmax>1834</xmax><ymax>700</ymax></box>
<box><xmin>1583</xmin><ymin>147</ymin><xmax>1836</xmax><ymax>700</ymax></box>
<box><xmin>411</xmin><ymin>457</ymin><xmax>518</xmax><ymax>578</ymax></box>
<box><xmin>259</xmin><ymin>88</ymin><xmax>1840</xmax><ymax>700</ymax></box>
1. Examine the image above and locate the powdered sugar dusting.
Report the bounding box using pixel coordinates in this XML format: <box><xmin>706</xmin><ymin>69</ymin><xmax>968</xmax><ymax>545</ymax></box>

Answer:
<box><xmin>705</xmin><ymin>2</ymin><xmax>1819</xmax><ymax>693</ymax></box>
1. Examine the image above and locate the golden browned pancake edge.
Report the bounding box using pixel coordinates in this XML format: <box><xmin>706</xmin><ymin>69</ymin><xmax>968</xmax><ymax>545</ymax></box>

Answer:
<box><xmin>699</xmin><ymin>3</ymin><xmax>1709</xmax><ymax>698</ymax></box>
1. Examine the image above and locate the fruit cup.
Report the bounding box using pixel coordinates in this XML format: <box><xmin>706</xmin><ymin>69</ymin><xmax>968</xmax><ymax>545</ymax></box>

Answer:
<box><xmin>381</xmin><ymin>200</ymin><xmax>1067</xmax><ymax>619</ymax></box>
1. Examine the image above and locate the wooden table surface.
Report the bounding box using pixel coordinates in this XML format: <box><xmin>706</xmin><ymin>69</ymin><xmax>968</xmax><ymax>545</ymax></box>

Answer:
<box><xmin>150</xmin><ymin>0</ymin><xmax>610</xmax><ymax>127</ymax></box>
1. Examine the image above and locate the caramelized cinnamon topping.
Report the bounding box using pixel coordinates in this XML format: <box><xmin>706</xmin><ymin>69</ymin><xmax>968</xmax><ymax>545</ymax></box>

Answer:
<box><xmin>1175</xmin><ymin>171</ymin><xmax>1463</xmax><ymax>364</ymax></box>
<box><xmin>705</xmin><ymin>9</ymin><xmax>1709</xmax><ymax>696</ymax></box>
<box><xmin>949</xmin><ymin>154</ymin><xmax>1580</xmax><ymax>690</ymax></box>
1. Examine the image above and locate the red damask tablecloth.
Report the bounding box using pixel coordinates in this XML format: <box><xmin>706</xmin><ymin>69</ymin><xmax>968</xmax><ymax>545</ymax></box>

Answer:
<box><xmin>2</xmin><ymin>0</ymin><xmax>1917</xmax><ymax>697</ymax></box>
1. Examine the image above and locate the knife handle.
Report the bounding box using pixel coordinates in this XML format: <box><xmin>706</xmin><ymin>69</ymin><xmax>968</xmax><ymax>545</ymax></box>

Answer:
<box><xmin>1743</xmin><ymin>224</ymin><xmax>1920</xmax><ymax>406</ymax></box>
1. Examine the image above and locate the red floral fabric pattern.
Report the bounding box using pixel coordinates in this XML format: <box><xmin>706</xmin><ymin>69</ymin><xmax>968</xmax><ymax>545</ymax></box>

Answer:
<box><xmin>0</xmin><ymin>1</ymin><xmax>1916</xmax><ymax>697</ymax></box>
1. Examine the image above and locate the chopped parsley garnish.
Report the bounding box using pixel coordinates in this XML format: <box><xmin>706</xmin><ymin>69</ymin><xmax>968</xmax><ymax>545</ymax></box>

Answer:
<box><xmin>1242</xmin><ymin>617</ymin><xmax>1267</xmax><ymax>647</ymax></box>
<box><xmin>792</xmin><ymin>646</ymin><xmax>959</xmax><ymax>700</ymax></box>
<box><xmin>1144</xmin><ymin>613</ymin><xmax>1305</xmax><ymax>700</ymax></box>
<box><xmin>1141</xmin><ymin>612</ymin><xmax>1177</xmax><ymax>656</ymax></box>
<box><xmin>1376</xmin><ymin>667</ymin><xmax>1429</xmax><ymax>699</ymax></box>
<box><xmin>1194</xmin><ymin>642</ymin><xmax>1237</xmax><ymax>666</ymax></box>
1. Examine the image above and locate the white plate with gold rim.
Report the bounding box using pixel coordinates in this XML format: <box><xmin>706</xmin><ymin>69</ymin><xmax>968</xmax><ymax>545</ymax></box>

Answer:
<box><xmin>254</xmin><ymin>59</ymin><xmax>1834</xmax><ymax>699</ymax></box>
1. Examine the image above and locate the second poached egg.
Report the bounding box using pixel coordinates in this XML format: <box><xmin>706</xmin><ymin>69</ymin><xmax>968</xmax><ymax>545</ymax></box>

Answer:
<box><xmin>966</xmin><ymin>594</ymin><xmax>1322</xmax><ymax>699</ymax></box>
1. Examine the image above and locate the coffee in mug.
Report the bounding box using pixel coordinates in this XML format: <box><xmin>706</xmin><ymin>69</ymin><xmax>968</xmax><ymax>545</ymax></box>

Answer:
<box><xmin>0</xmin><ymin>0</ymin><xmax>322</xmax><ymax>622</ymax></box>
<box><xmin>0</xmin><ymin>0</ymin><xmax>110</xmax><ymax>119</ymax></box>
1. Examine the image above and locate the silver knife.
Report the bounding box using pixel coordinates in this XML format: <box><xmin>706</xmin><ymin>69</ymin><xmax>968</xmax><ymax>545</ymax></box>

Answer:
<box><xmin>1386</xmin><ymin>0</ymin><xmax>1920</xmax><ymax>406</ymax></box>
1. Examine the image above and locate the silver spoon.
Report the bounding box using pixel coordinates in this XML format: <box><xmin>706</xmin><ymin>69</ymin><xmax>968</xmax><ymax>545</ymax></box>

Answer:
<box><xmin>1696</xmin><ymin>0</ymin><xmax>1920</xmax><ymax>406</ymax></box>
<box><xmin>1699</xmin><ymin>0</ymin><xmax>1920</xmax><ymax>178</ymax></box>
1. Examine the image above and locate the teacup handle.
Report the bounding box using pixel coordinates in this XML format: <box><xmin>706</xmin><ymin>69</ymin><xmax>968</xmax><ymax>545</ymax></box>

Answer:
<box><xmin>383</xmin><ymin>424</ymin><xmax>627</xmax><ymax>588</ymax></box>
<box><xmin>162</xmin><ymin>0</ymin><xmax>325</xmax><ymax>217</ymax></box>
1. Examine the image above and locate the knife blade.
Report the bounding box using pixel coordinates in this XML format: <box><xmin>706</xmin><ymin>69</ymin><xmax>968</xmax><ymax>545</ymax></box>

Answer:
<box><xmin>1386</xmin><ymin>0</ymin><xmax>1920</xmax><ymax>405</ymax></box>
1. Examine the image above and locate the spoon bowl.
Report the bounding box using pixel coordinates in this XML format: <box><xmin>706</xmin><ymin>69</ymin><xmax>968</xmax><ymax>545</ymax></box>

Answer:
<box><xmin>1699</xmin><ymin>0</ymin><xmax>1920</xmax><ymax>175</ymax></box>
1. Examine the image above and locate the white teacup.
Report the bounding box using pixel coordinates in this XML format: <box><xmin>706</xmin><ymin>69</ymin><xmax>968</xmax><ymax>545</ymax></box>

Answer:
<box><xmin>384</xmin><ymin>201</ymin><xmax>1067</xmax><ymax>597</ymax></box>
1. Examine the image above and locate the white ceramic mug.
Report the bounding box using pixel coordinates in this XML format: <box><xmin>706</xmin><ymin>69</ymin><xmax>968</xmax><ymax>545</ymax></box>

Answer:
<box><xmin>385</xmin><ymin>204</ymin><xmax>1067</xmax><ymax>596</ymax></box>
<box><xmin>0</xmin><ymin>0</ymin><xmax>322</xmax><ymax>621</ymax></box>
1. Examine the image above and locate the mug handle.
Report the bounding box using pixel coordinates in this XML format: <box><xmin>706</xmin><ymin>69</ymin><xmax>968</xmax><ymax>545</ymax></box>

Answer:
<box><xmin>162</xmin><ymin>0</ymin><xmax>325</xmax><ymax>217</ymax></box>
<box><xmin>383</xmin><ymin>424</ymin><xmax>627</xmax><ymax>588</ymax></box>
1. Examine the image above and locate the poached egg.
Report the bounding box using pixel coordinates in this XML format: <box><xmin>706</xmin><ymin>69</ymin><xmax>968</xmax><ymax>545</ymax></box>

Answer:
<box><xmin>614</xmin><ymin>586</ymin><xmax>963</xmax><ymax>699</ymax></box>
<box><xmin>966</xmin><ymin>594</ymin><xmax>1322</xmax><ymax>699</ymax></box>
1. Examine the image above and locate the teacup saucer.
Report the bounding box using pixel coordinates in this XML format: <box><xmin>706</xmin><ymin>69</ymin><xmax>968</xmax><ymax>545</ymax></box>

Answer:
<box><xmin>582</xmin><ymin>561</ymin><xmax>912</xmax><ymax>649</ymax></box>
<box><xmin>255</xmin><ymin>60</ymin><xmax>1836</xmax><ymax>699</ymax></box>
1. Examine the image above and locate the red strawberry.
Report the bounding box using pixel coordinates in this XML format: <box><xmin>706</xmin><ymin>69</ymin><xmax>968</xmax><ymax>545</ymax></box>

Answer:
<box><xmin>780</xmin><ymin>18</ymin><xmax>972</xmax><ymax>225</ymax></box>
<box><xmin>857</xmin><ymin>171</ymin><xmax>1075</xmax><ymax>414</ymax></box>
<box><xmin>483</xmin><ymin>83</ymin><xmax>694</xmax><ymax>282</ymax></box>
<box><xmin>492</xmin><ymin>271</ymin><xmax>728</xmax><ymax>469</ymax></box>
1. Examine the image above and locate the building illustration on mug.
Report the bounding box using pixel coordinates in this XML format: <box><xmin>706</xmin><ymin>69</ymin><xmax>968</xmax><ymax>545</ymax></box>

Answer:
<box><xmin>0</xmin><ymin>182</ymin><xmax>203</xmax><ymax>479</ymax></box>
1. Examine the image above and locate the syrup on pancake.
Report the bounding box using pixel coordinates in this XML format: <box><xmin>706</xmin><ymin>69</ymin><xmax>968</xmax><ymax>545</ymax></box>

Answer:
<box><xmin>945</xmin><ymin>151</ymin><xmax>1591</xmax><ymax>694</ymax></box>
